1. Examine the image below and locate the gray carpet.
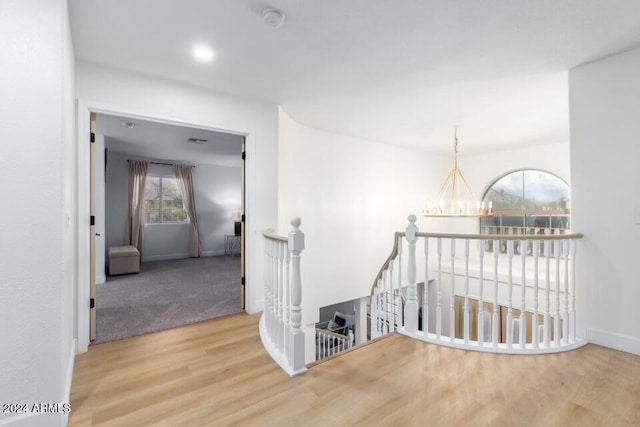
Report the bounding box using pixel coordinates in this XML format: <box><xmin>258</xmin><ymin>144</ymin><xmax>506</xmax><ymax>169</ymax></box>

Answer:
<box><xmin>94</xmin><ymin>256</ymin><xmax>242</xmax><ymax>344</ymax></box>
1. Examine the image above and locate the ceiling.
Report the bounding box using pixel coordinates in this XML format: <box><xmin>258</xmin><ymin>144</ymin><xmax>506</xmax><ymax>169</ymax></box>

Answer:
<box><xmin>97</xmin><ymin>114</ymin><xmax>244</xmax><ymax>167</ymax></box>
<box><xmin>70</xmin><ymin>0</ymin><xmax>640</xmax><ymax>154</ymax></box>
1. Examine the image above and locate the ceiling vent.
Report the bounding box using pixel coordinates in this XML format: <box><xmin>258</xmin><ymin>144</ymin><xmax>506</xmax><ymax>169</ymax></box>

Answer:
<box><xmin>187</xmin><ymin>137</ymin><xmax>208</xmax><ymax>145</ymax></box>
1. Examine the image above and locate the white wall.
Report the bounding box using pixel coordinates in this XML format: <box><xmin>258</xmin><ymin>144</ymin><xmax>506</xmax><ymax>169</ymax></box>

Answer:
<box><xmin>105</xmin><ymin>150</ymin><xmax>241</xmax><ymax>262</ymax></box>
<box><xmin>0</xmin><ymin>1</ymin><xmax>75</xmax><ymax>425</ymax></box>
<box><xmin>76</xmin><ymin>61</ymin><xmax>277</xmax><ymax>314</ymax></box>
<box><xmin>194</xmin><ymin>163</ymin><xmax>242</xmax><ymax>255</ymax></box>
<box><xmin>570</xmin><ymin>47</ymin><xmax>640</xmax><ymax>355</ymax></box>
<box><xmin>278</xmin><ymin>110</ymin><xmax>449</xmax><ymax>324</ymax></box>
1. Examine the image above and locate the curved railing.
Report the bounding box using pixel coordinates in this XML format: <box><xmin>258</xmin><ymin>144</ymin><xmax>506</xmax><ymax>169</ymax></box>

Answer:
<box><xmin>371</xmin><ymin>215</ymin><xmax>585</xmax><ymax>354</ymax></box>
<box><xmin>260</xmin><ymin>218</ymin><xmax>306</xmax><ymax>376</ymax></box>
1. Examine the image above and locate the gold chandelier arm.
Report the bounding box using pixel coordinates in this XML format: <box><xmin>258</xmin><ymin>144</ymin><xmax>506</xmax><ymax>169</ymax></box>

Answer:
<box><xmin>456</xmin><ymin>167</ymin><xmax>478</xmax><ymax>202</ymax></box>
<box><xmin>436</xmin><ymin>168</ymin><xmax>457</xmax><ymax>200</ymax></box>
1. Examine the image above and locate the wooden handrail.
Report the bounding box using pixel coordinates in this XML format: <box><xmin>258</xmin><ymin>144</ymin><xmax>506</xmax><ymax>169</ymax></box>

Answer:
<box><xmin>263</xmin><ymin>229</ymin><xmax>288</xmax><ymax>243</ymax></box>
<box><xmin>370</xmin><ymin>231</ymin><xmax>584</xmax><ymax>295</ymax></box>
<box><xmin>371</xmin><ymin>232</ymin><xmax>405</xmax><ymax>296</ymax></box>
<box><xmin>417</xmin><ymin>232</ymin><xmax>584</xmax><ymax>241</ymax></box>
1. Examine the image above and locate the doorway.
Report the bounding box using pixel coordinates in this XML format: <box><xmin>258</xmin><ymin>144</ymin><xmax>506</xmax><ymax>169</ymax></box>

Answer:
<box><xmin>77</xmin><ymin>102</ymin><xmax>253</xmax><ymax>352</ymax></box>
<box><xmin>91</xmin><ymin>113</ymin><xmax>246</xmax><ymax>343</ymax></box>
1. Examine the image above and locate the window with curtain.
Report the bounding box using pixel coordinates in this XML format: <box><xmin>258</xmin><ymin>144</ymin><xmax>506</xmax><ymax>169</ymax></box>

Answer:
<box><xmin>144</xmin><ymin>175</ymin><xmax>189</xmax><ymax>223</ymax></box>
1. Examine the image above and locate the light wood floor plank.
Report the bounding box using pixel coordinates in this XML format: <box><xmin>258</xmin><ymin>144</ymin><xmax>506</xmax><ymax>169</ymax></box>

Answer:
<box><xmin>70</xmin><ymin>313</ymin><xmax>640</xmax><ymax>426</ymax></box>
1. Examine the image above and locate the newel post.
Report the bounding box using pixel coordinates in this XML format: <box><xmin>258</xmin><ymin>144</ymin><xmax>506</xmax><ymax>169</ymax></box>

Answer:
<box><xmin>404</xmin><ymin>215</ymin><xmax>419</xmax><ymax>332</ymax></box>
<box><xmin>287</xmin><ymin>217</ymin><xmax>305</xmax><ymax>373</ymax></box>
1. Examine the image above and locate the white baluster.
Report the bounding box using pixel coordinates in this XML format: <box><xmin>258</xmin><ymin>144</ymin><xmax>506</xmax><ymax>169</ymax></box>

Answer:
<box><xmin>506</xmin><ymin>240</ymin><xmax>514</xmax><ymax>349</ymax></box>
<box><xmin>449</xmin><ymin>238</ymin><xmax>456</xmax><ymax>342</ymax></box>
<box><xmin>372</xmin><ymin>282</ymin><xmax>381</xmax><ymax>339</ymax></box>
<box><xmin>493</xmin><ymin>239</ymin><xmax>499</xmax><ymax>347</ymax></box>
<box><xmin>554</xmin><ymin>239</ymin><xmax>562</xmax><ymax>346</ymax></box>
<box><xmin>277</xmin><ymin>242</ymin><xmax>284</xmax><ymax>351</ymax></box>
<box><xmin>436</xmin><ymin>238</ymin><xmax>443</xmax><ymax>339</ymax></box>
<box><xmin>288</xmin><ymin>218</ymin><xmax>305</xmax><ymax>372</ymax></box>
<box><xmin>389</xmin><ymin>263</ymin><xmax>398</xmax><ymax>332</ymax></box>
<box><xmin>478</xmin><ymin>239</ymin><xmax>485</xmax><ymax>346</ymax></box>
<box><xmin>274</xmin><ymin>241</ymin><xmax>281</xmax><ymax>349</ymax></box>
<box><xmin>267</xmin><ymin>240</ymin><xmax>274</xmax><ymax>343</ymax></box>
<box><xmin>520</xmin><ymin>238</ymin><xmax>526</xmax><ymax>348</ymax></box>
<box><xmin>380</xmin><ymin>281</ymin><xmax>386</xmax><ymax>337</ymax></box>
<box><xmin>570</xmin><ymin>240</ymin><xmax>577</xmax><ymax>342</ymax></box>
<box><xmin>382</xmin><ymin>270</ymin><xmax>389</xmax><ymax>334</ymax></box>
<box><xmin>397</xmin><ymin>234</ymin><xmax>403</xmax><ymax>299</ymax></box>
<box><xmin>423</xmin><ymin>237</ymin><xmax>429</xmax><ymax>334</ymax></box>
<box><xmin>263</xmin><ymin>241</ymin><xmax>269</xmax><ymax>340</ymax></box>
<box><xmin>532</xmin><ymin>240</ymin><xmax>540</xmax><ymax>348</ymax></box>
<box><xmin>405</xmin><ymin>215</ymin><xmax>419</xmax><ymax>333</ymax></box>
<box><xmin>544</xmin><ymin>239</ymin><xmax>551</xmax><ymax>348</ymax></box>
<box><xmin>284</xmin><ymin>247</ymin><xmax>290</xmax><ymax>354</ymax></box>
<box><xmin>463</xmin><ymin>239</ymin><xmax>470</xmax><ymax>344</ymax></box>
<box><xmin>272</xmin><ymin>240</ymin><xmax>278</xmax><ymax>347</ymax></box>
<box><xmin>563</xmin><ymin>239</ymin><xmax>570</xmax><ymax>344</ymax></box>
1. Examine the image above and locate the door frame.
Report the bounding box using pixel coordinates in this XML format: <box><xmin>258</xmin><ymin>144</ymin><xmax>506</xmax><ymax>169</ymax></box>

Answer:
<box><xmin>76</xmin><ymin>100</ymin><xmax>255</xmax><ymax>353</ymax></box>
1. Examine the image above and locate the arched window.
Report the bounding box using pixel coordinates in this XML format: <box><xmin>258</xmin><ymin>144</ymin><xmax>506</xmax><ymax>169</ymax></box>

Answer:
<box><xmin>480</xmin><ymin>169</ymin><xmax>570</xmax><ymax>235</ymax></box>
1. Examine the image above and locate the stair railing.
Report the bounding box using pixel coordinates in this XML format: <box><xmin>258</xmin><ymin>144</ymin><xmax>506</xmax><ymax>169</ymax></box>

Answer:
<box><xmin>371</xmin><ymin>215</ymin><xmax>585</xmax><ymax>353</ymax></box>
<box><xmin>261</xmin><ymin>218</ymin><xmax>306</xmax><ymax>375</ymax></box>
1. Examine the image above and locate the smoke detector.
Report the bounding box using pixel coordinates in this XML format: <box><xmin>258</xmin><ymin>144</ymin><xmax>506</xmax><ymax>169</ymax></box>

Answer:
<box><xmin>263</xmin><ymin>8</ymin><xmax>286</xmax><ymax>29</ymax></box>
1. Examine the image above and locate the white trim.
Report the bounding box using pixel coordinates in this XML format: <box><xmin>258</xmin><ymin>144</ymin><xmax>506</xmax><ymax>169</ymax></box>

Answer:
<box><xmin>96</xmin><ymin>275</ymin><xmax>106</xmax><ymax>285</ymax></box>
<box><xmin>60</xmin><ymin>338</ymin><xmax>76</xmax><ymax>427</ymax></box>
<box><xmin>0</xmin><ymin>413</ymin><xmax>46</xmax><ymax>427</ymax></box>
<box><xmin>586</xmin><ymin>328</ymin><xmax>640</xmax><ymax>356</ymax></box>
<box><xmin>141</xmin><ymin>253</ymin><xmax>191</xmax><ymax>262</ymax></box>
<box><xmin>244</xmin><ymin>132</ymin><xmax>256</xmax><ymax>313</ymax></box>
<box><xmin>76</xmin><ymin>99</ymin><xmax>254</xmax><ymax>354</ymax></box>
<box><xmin>0</xmin><ymin>409</ymin><xmax>68</xmax><ymax>427</ymax></box>
<box><xmin>200</xmin><ymin>250</ymin><xmax>226</xmax><ymax>257</ymax></box>
<box><xmin>133</xmin><ymin>251</ymin><xmax>227</xmax><ymax>262</ymax></box>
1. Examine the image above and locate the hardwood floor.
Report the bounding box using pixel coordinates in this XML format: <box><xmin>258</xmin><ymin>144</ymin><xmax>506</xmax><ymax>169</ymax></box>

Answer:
<box><xmin>70</xmin><ymin>313</ymin><xmax>640</xmax><ymax>426</ymax></box>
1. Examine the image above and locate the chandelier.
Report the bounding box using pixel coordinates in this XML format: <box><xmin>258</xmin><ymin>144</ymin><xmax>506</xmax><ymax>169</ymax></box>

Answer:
<box><xmin>422</xmin><ymin>129</ymin><xmax>493</xmax><ymax>218</ymax></box>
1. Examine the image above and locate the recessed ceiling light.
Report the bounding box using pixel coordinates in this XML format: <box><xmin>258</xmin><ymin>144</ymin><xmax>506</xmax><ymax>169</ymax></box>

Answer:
<box><xmin>192</xmin><ymin>45</ymin><xmax>214</xmax><ymax>62</ymax></box>
<box><xmin>121</xmin><ymin>121</ymin><xmax>136</xmax><ymax>128</ymax></box>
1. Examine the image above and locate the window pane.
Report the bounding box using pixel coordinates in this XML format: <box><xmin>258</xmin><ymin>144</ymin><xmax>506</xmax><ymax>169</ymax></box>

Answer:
<box><xmin>161</xmin><ymin>177</ymin><xmax>188</xmax><ymax>223</ymax></box>
<box><xmin>144</xmin><ymin>176</ymin><xmax>161</xmax><ymax>223</ymax></box>
<box><xmin>484</xmin><ymin>171</ymin><xmax>524</xmax><ymax>211</ymax></box>
<box><xmin>481</xmin><ymin>169</ymin><xmax>571</xmax><ymax>235</ymax></box>
<box><xmin>523</xmin><ymin>170</ymin><xmax>570</xmax><ymax>211</ymax></box>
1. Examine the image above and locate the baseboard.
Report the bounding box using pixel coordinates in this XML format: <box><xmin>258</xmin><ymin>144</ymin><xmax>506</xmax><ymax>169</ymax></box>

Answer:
<box><xmin>141</xmin><ymin>253</ymin><xmax>190</xmax><ymax>262</ymax></box>
<box><xmin>586</xmin><ymin>327</ymin><xmax>640</xmax><ymax>356</ymax></box>
<box><xmin>61</xmin><ymin>338</ymin><xmax>76</xmax><ymax>426</ymax></box>
<box><xmin>0</xmin><ymin>412</ymin><xmax>61</xmax><ymax>427</ymax></box>
<box><xmin>142</xmin><ymin>251</ymin><xmax>227</xmax><ymax>262</ymax></box>
<box><xmin>96</xmin><ymin>275</ymin><xmax>106</xmax><ymax>285</ymax></box>
<box><xmin>201</xmin><ymin>250</ymin><xmax>225</xmax><ymax>257</ymax></box>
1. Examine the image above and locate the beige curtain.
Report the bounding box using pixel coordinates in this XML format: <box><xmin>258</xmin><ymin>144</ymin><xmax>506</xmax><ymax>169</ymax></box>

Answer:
<box><xmin>175</xmin><ymin>165</ymin><xmax>200</xmax><ymax>257</ymax></box>
<box><xmin>125</xmin><ymin>160</ymin><xmax>149</xmax><ymax>253</ymax></box>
